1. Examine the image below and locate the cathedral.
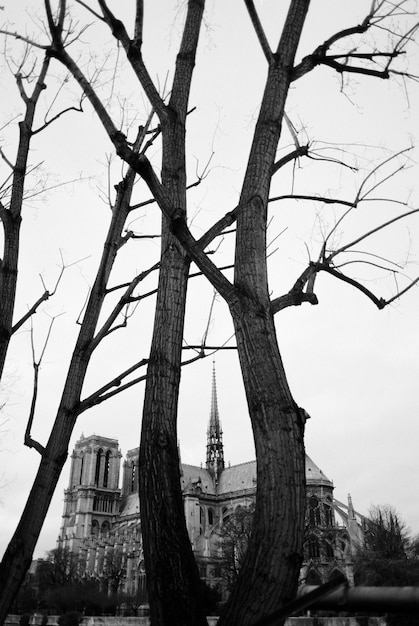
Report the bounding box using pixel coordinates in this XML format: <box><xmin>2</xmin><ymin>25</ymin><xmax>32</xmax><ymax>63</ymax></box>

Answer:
<box><xmin>58</xmin><ymin>366</ymin><xmax>366</xmax><ymax>597</ymax></box>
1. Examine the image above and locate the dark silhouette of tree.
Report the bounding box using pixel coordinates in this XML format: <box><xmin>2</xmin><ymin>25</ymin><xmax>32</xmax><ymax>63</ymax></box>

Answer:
<box><xmin>363</xmin><ymin>505</ymin><xmax>410</xmax><ymax>560</ymax></box>
<box><xmin>216</xmin><ymin>505</ymin><xmax>255</xmax><ymax>592</ymax></box>
<box><xmin>355</xmin><ymin>506</ymin><xmax>419</xmax><ymax>626</ymax></box>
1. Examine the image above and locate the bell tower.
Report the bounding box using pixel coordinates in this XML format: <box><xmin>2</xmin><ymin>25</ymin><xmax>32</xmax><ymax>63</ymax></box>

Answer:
<box><xmin>206</xmin><ymin>362</ymin><xmax>225</xmax><ymax>483</ymax></box>
<box><xmin>58</xmin><ymin>434</ymin><xmax>121</xmax><ymax>551</ymax></box>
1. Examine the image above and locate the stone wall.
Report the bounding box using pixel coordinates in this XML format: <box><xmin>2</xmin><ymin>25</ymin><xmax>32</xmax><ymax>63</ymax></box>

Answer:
<box><xmin>6</xmin><ymin>616</ymin><xmax>386</xmax><ymax>626</ymax></box>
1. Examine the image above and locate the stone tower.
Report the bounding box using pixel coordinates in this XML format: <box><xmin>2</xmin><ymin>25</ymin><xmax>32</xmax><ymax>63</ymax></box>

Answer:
<box><xmin>206</xmin><ymin>362</ymin><xmax>224</xmax><ymax>483</ymax></box>
<box><xmin>58</xmin><ymin>434</ymin><xmax>121</xmax><ymax>552</ymax></box>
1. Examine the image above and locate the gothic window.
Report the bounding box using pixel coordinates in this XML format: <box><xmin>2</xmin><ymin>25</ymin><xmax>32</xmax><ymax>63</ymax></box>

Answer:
<box><xmin>91</xmin><ymin>519</ymin><xmax>99</xmax><ymax>536</ymax></box>
<box><xmin>324</xmin><ymin>504</ymin><xmax>333</xmax><ymax>527</ymax></box>
<box><xmin>306</xmin><ymin>569</ymin><xmax>322</xmax><ymax>585</ymax></box>
<box><xmin>130</xmin><ymin>462</ymin><xmax>136</xmax><ymax>493</ymax></box>
<box><xmin>103</xmin><ymin>450</ymin><xmax>111</xmax><ymax>488</ymax></box>
<box><xmin>308</xmin><ymin>496</ymin><xmax>321</xmax><ymax>527</ymax></box>
<box><xmin>79</xmin><ymin>454</ymin><xmax>84</xmax><ymax>485</ymax></box>
<box><xmin>102</xmin><ymin>521</ymin><xmax>110</xmax><ymax>534</ymax></box>
<box><xmin>95</xmin><ymin>448</ymin><xmax>103</xmax><ymax>486</ymax></box>
<box><xmin>308</xmin><ymin>535</ymin><xmax>320</xmax><ymax>558</ymax></box>
<box><xmin>208</xmin><ymin>508</ymin><xmax>214</xmax><ymax>525</ymax></box>
<box><xmin>324</xmin><ymin>537</ymin><xmax>334</xmax><ymax>558</ymax></box>
<box><xmin>93</xmin><ymin>495</ymin><xmax>99</xmax><ymax>511</ymax></box>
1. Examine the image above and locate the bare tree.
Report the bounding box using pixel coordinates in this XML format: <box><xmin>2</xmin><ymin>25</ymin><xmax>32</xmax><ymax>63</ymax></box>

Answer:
<box><xmin>0</xmin><ymin>115</ymin><xmax>164</xmax><ymax>622</ymax></box>
<box><xmin>0</xmin><ymin>51</ymin><xmax>55</xmax><ymax>381</ymax></box>
<box><xmin>217</xmin><ymin>504</ymin><xmax>255</xmax><ymax>592</ymax></box>
<box><xmin>364</xmin><ymin>505</ymin><xmax>411</xmax><ymax>560</ymax></box>
<box><xmin>0</xmin><ymin>2</ymin><xmax>418</xmax><ymax>625</ymax></box>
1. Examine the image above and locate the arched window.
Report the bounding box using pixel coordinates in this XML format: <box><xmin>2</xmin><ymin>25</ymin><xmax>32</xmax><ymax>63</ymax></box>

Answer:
<box><xmin>102</xmin><ymin>521</ymin><xmax>110</xmax><ymax>534</ymax></box>
<box><xmin>308</xmin><ymin>496</ymin><xmax>321</xmax><ymax>527</ymax></box>
<box><xmin>103</xmin><ymin>450</ymin><xmax>111</xmax><ymax>488</ymax></box>
<box><xmin>95</xmin><ymin>448</ymin><xmax>103</xmax><ymax>486</ymax></box>
<box><xmin>308</xmin><ymin>536</ymin><xmax>320</xmax><ymax>558</ymax></box>
<box><xmin>130</xmin><ymin>462</ymin><xmax>136</xmax><ymax>493</ymax></box>
<box><xmin>324</xmin><ymin>504</ymin><xmax>333</xmax><ymax>527</ymax></box>
<box><xmin>306</xmin><ymin>569</ymin><xmax>322</xmax><ymax>585</ymax></box>
<box><xmin>208</xmin><ymin>508</ymin><xmax>214</xmax><ymax>525</ymax></box>
<box><xmin>324</xmin><ymin>537</ymin><xmax>334</xmax><ymax>558</ymax></box>
<box><xmin>79</xmin><ymin>454</ymin><xmax>84</xmax><ymax>485</ymax></box>
<box><xmin>91</xmin><ymin>519</ymin><xmax>99</xmax><ymax>536</ymax></box>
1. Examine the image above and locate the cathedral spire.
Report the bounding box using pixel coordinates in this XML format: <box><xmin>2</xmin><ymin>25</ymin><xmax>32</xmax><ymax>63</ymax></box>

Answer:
<box><xmin>206</xmin><ymin>362</ymin><xmax>224</xmax><ymax>482</ymax></box>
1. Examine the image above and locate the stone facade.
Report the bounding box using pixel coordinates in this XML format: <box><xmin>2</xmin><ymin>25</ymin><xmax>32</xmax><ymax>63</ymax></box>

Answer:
<box><xmin>58</xmin><ymin>366</ymin><xmax>366</xmax><ymax>595</ymax></box>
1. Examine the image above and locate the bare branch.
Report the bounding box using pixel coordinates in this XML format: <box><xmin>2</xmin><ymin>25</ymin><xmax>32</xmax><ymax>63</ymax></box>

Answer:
<box><xmin>24</xmin><ymin>315</ymin><xmax>61</xmax><ymax>456</ymax></box>
<box><xmin>329</xmin><ymin>207</ymin><xmax>419</xmax><ymax>263</ymax></box>
<box><xmin>134</xmin><ymin>0</ymin><xmax>144</xmax><ymax>46</ymax></box>
<box><xmin>12</xmin><ymin>291</ymin><xmax>50</xmax><ymax>334</ymax></box>
<box><xmin>90</xmin><ymin>262</ymin><xmax>159</xmax><ymax>351</ymax></box>
<box><xmin>78</xmin><ymin>358</ymin><xmax>148</xmax><ymax>414</ymax></box>
<box><xmin>32</xmin><ymin>102</ymin><xmax>84</xmax><ymax>135</ymax></box>
<box><xmin>0</xmin><ymin>28</ymin><xmax>48</xmax><ymax>50</ymax></box>
<box><xmin>95</xmin><ymin>0</ymin><xmax>166</xmax><ymax>118</ymax></box>
<box><xmin>292</xmin><ymin>2</ymin><xmax>418</xmax><ymax>82</ymax></box>
<box><xmin>271</xmin><ymin>145</ymin><xmax>309</xmax><ymax>175</ymax></box>
<box><xmin>244</xmin><ymin>0</ymin><xmax>273</xmax><ymax>62</ymax></box>
<box><xmin>75</xmin><ymin>0</ymin><xmax>104</xmax><ymax>21</ymax></box>
<box><xmin>271</xmin><ymin>264</ymin><xmax>319</xmax><ymax>314</ymax></box>
<box><xmin>268</xmin><ymin>193</ymin><xmax>354</xmax><ymax>208</ymax></box>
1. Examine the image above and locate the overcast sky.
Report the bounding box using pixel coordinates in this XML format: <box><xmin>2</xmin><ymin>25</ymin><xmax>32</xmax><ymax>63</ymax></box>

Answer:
<box><xmin>1</xmin><ymin>0</ymin><xmax>418</xmax><ymax>559</ymax></box>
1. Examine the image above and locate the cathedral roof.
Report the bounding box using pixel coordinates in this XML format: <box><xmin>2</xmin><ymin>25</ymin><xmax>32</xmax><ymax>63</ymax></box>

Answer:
<box><xmin>305</xmin><ymin>454</ymin><xmax>333</xmax><ymax>486</ymax></box>
<box><xmin>218</xmin><ymin>461</ymin><xmax>256</xmax><ymax>494</ymax></box>
<box><xmin>180</xmin><ymin>455</ymin><xmax>331</xmax><ymax>496</ymax></box>
<box><xmin>181</xmin><ymin>464</ymin><xmax>217</xmax><ymax>495</ymax></box>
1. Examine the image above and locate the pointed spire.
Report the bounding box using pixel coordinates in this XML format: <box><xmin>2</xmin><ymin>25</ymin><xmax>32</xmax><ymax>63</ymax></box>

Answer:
<box><xmin>348</xmin><ymin>493</ymin><xmax>355</xmax><ymax>519</ymax></box>
<box><xmin>210</xmin><ymin>361</ymin><xmax>220</xmax><ymax>432</ymax></box>
<box><xmin>206</xmin><ymin>362</ymin><xmax>224</xmax><ymax>482</ymax></box>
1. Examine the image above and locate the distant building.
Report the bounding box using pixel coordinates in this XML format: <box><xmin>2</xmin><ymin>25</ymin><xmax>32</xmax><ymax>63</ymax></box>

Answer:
<box><xmin>58</xmin><ymin>365</ymin><xmax>366</xmax><ymax>595</ymax></box>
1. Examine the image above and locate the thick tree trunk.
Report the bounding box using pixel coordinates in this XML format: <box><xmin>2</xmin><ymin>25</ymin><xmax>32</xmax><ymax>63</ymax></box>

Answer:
<box><xmin>139</xmin><ymin>120</ymin><xmax>207</xmax><ymax>626</ymax></box>
<box><xmin>0</xmin><ymin>418</ymin><xmax>73</xmax><ymax>623</ymax></box>
<box><xmin>0</xmin><ymin>212</ymin><xmax>20</xmax><ymax>379</ymax></box>
<box><xmin>218</xmin><ymin>3</ymin><xmax>311</xmax><ymax>622</ymax></box>
<box><xmin>138</xmin><ymin>3</ymin><xmax>207</xmax><ymax>623</ymax></box>
<box><xmin>218</xmin><ymin>302</ymin><xmax>305</xmax><ymax>625</ymax></box>
<box><xmin>139</xmin><ymin>230</ymin><xmax>207</xmax><ymax>625</ymax></box>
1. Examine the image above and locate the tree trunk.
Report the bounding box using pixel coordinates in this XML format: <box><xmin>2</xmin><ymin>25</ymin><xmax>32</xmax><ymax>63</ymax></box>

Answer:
<box><xmin>139</xmin><ymin>120</ymin><xmax>207</xmax><ymax>626</ymax></box>
<box><xmin>0</xmin><ymin>56</ymin><xmax>50</xmax><ymax>380</ymax></box>
<box><xmin>0</xmin><ymin>164</ymin><xmax>137</xmax><ymax>624</ymax></box>
<box><xmin>218</xmin><ymin>302</ymin><xmax>305</xmax><ymax>625</ymax></box>
<box><xmin>139</xmin><ymin>231</ymin><xmax>207</xmax><ymax>625</ymax></box>
<box><xmin>138</xmin><ymin>3</ymin><xmax>207</xmax><ymax>623</ymax></box>
<box><xmin>218</xmin><ymin>3</ymin><xmax>311</xmax><ymax>622</ymax></box>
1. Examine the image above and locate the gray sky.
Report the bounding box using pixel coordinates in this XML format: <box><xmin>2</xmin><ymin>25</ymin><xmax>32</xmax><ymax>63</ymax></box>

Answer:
<box><xmin>0</xmin><ymin>0</ymin><xmax>418</xmax><ymax>559</ymax></box>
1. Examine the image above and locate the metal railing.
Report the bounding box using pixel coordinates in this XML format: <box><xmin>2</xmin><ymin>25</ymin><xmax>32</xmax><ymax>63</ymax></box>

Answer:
<box><xmin>252</xmin><ymin>573</ymin><xmax>419</xmax><ymax>626</ymax></box>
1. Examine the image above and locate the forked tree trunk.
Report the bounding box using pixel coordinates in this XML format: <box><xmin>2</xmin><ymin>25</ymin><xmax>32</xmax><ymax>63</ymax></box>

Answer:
<box><xmin>218</xmin><ymin>304</ymin><xmax>305</xmax><ymax>625</ymax></box>
<box><xmin>218</xmin><ymin>3</ymin><xmax>311</xmax><ymax>622</ymax></box>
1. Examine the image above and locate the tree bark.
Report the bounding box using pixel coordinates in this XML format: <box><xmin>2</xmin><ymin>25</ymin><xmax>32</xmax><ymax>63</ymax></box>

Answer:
<box><xmin>138</xmin><ymin>77</ymin><xmax>207</xmax><ymax>626</ymax></box>
<box><xmin>0</xmin><ymin>56</ymin><xmax>50</xmax><ymax>380</ymax></box>
<box><xmin>218</xmin><ymin>303</ymin><xmax>305</xmax><ymax>625</ymax></box>
<box><xmin>217</xmin><ymin>3</ymin><xmax>311</xmax><ymax>623</ymax></box>
<box><xmin>138</xmin><ymin>2</ymin><xmax>208</xmax><ymax>623</ymax></box>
